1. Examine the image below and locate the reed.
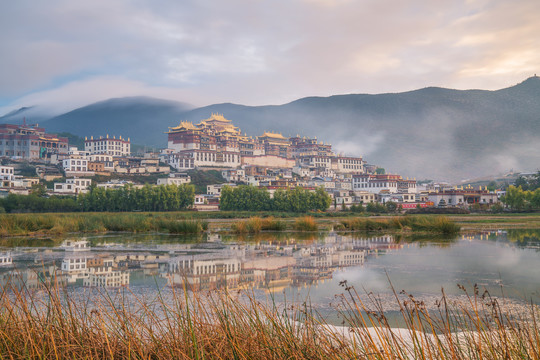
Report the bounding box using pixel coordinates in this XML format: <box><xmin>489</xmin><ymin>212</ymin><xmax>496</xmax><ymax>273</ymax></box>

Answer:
<box><xmin>0</xmin><ymin>213</ymin><xmax>208</xmax><ymax>236</ymax></box>
<box><xmin>232</xmin><ymin>216</ymin><xmax>263</xmax><ymax>233</ymax></box>
<box><xmin>294</xmin><ymin>216</ymin><xmax>318</xmax><ymax>231</ymax></box>
<box><xmin>0</xmin><ymin>276</ymin><xmax>538</xmax><ymax>359</ymax></box>
<box><xmin>340</xmin><ymin>216</ymin><xmax>461</xmax><ymax>234</ymax></box>
<box><xmin>261</xmin><ymin>216</ymin><xmax>287</xmax><ymax>231</ymax></box>
<box><xmin>407</xmin><ymin>216</ymin><xmax>461</xmax><ymax>234</ymax></box>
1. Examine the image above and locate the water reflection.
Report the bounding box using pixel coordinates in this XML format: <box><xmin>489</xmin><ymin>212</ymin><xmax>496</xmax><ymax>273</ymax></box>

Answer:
<box><xmin>0</xmin><ymin>230</ymin><xmax>538</xmax><ymax>304</ymax></box>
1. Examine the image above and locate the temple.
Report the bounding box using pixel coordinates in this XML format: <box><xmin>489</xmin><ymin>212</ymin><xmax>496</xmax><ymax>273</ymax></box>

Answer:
<box><xmin>162</xmin><ymin>113</ymin><xmax>365</xmax><ymax>175</ymax></box>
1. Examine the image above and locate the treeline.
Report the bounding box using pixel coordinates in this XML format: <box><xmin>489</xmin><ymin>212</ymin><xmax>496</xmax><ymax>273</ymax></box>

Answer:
<box><xmin>0</xmin><ymin>194</ymin><xmax>79</xmax><ymax>213</ymax></box>
<box><xmin>501</xmin><ymin>185</ymin><xmax>540</xmax><ymax>211</ymax></box>
<box><xmin>513</xmin><ymin>172</ymin><xmax>540</xmax><ymax>191</ymax></box>
<box><xmin>220</xmin><ymin>186</ymin><xmax>331</xmax><ymax>212</ymax></box>
<box><xmin>78</xmin><ymin>184</ymin><xmax>195</xmax><ymax>212</ymax></box>
<box><xmin>0</xmin><ymin>184</ymin><xmax>195</xmax><ymax>213</ymax></box>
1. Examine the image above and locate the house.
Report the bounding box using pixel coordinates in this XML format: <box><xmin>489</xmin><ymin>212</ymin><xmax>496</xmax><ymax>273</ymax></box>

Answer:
<box><xmin>194</xmin><ymin>194</ymin><xmax>220</xmax><ymax>211</ymax></box>
<box><xmin>427</xmin><ymin>188</ymin><xmax>500</xmax><ymax>208</ymax></box>
<box><xmin>157</xmin><ymin>173</ymin><xmax>191</xmax><ymax>186</ymax></box>
<box><xmin>0</xmin><ymin>123</ymin><xmax>68</xmax><ymax>160</ymax></box>
<box><xmin>53</xmin><ymin>178</ymin><xmax>92</xmax><ymax>195</ymax></box>
<box><xmin>62</xmin><ymin>147</ymin><xmax>95</xmax><ymax>177</ymax></box>
<box><xmin>85</xmin><ymin>135</ymin><xmax>130</xmax><ymax>157</ymax></box>
<box><xmin>207</xmin><ymin>183</ymin><xmax>236</xmax><ymax>196</ymax></box>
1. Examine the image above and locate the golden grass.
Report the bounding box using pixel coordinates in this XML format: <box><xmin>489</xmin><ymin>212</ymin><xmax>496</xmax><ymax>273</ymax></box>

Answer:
<box><xmin>231</xmin><ymin>216</ymin><xmax>287</xmax><ymax>233</ymax></box>
<box><xmin>0</xmin><ymin>276</ymin><xmax>538</xmax><ymax>359</ymax></box>
<box><xmin>340</xmin><ymin>216</ymin><xmax>461</xmax><ymax>234</ymax></box>
<box><xmin>294</xmin><ymin>216</ymin><xmax>318</xmax><ymax>231</ymax></box>
<box><xmin>0</xmin><ymin>213</ymin><xmax>207</xmax><ymax>236</ymax></box>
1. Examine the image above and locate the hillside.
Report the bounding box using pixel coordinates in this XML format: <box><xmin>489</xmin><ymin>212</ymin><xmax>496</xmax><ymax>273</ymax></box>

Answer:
<box><xmin>1</xmin><ymin>77</ymin><xmax>539</xmax><ymax>181</ymax></box>
<box><xmin>42</xmin><ymin>97</ymin><xmax>193</xmax><ymax>147</ymax></box>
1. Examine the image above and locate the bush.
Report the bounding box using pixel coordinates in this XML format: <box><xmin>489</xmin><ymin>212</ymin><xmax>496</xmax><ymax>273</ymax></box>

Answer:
<box><xmin>294</xmin><ymin>216</ymin><xmax>318</xmax><ymax>231</ymax></box>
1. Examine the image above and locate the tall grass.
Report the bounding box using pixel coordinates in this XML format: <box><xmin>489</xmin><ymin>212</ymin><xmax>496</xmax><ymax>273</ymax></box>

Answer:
<box><xmin>0</xmin><ymin>276</ymin><xmax>538</xmax><ymax>359</ymax></box>
<box><xmin>294</xmin><ymin>216</ymin><xmax>318</xmax><ymax>231</ymax></box>
<box><xmin>232</xmin><ymin>216</ymin><xmax>287</xmax><ymax>233</ymax></box>
<box><xmin>0</xmin><ymin>213</ymin><xmax>208</xmax><ymax>236</ymax></box>
<box><xmin>340</xmin><ymin>216</ymin><xmax>461</xmax><ymax>234</ymax></box>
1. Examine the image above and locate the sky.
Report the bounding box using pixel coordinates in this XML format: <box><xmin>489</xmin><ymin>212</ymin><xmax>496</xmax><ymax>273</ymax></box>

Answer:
<box><xmin>1</xmin><ymin>0</ymin><xmax>539</xmax><ymax>115</ymax></box>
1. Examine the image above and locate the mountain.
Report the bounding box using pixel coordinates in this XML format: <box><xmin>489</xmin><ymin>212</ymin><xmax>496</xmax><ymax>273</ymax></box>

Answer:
<box><xmin>43</xmin><ymin>97</ymin><xmax>194</xmax><ymax>147</ymax></box>
<box><xmin>0</xmin><ymin>105</ymin><xmax>62</xmax><ymax>125</ymax></box>
<box><xmin>178</xmin><ymin>77</ymin><xmax>540</xmax><ymax>181</ymax></box>
<box><xmin>2</xmin><ymin>77</ymin><xmax>540</xmax><ymax>181</ymax></box>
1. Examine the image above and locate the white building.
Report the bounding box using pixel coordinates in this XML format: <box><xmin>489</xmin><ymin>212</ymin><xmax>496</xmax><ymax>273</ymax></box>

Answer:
<box><xmin>85</xmin><ymin>135</ymin><xmax>130</xmax><ymax>157</ymax></box>
<box><xmin>298</xmin><ymin>155</ymin><xmax>332</xmax><ymax>169</ymax></box>
<box><xmin>54</xmin><ymin>178</ymin><xmax>92</xmax><ymax>194</ymax></box>
<box><xmin>352</xmin><ymin>174</ymin><xmax>398</xmax><ymax>194</ymax></box>
<box><xmin>221</xmin><ymin>169</ymin><xmax>246</xmax><ymax>183</ymax></box>
<box><xmin>62</xmin><ymin>147</ymin><xmax>94</xmax><ymax>176</ymax></box>
<box><xmin>331</xmin><ymin>156</ymin><xmax>364</xmax><ymax>174</ymax></box>
<box><xmin>157</xmin><ymin>173</ymin><xmax>191</xmax><ymax>186</ymax></box>
<box><xmin>88</xmin><ymin>154</ymin><xmax>115</xmax><ymax>171</ymax></box>
<box><xmin>0</xmin><ymin>166</ymin><xmax>14</xmax><ymax>182</ymax></box>
<box><xmin>207</xmin><ymin>183</ymin><xmax>237</xmax><ymax>196</ymax></box>
<box><xmin>161</xmin><ymin>153</ymin><xmax>195</xmax><ymax>171</ymax></box>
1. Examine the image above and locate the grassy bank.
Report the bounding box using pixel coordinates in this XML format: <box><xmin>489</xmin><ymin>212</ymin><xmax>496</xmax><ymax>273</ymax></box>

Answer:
<box><xmin>229</xmin><ymin>215</ymin><xmax>460</xmax><ymax>235</ymax></box>
<box><xmin>0</xmin><ymin>279</ymin><xmax>538</xmax><ymax>359</ymax></box>
<box><xmin>0</xmin><ymin>213</ymin><xmax>208</xmax><ymax>236</ymax></box>
<box><xmin>339</xmin><ymin>216</ymin><xmax>461</xmax><ymax>235</ymax></box>
<box><xmin>3</xmin><ymin>212</ymin><xmax>540</xmax><ymax>237</ymax></box>
<box><xmin>231</xmin><ymin>216</ymin><xmax>287</xmax><ymax>233</ymax></box>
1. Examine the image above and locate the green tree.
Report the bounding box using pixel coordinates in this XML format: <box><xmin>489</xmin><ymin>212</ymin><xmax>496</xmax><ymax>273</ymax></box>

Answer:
<box><xmin>501</xmin><ymin>185</ymin><xmax>526</xmax><ymax>210</ymax></box>
<box><xmin>385</xmin><ymin>201</ymin><xmax>397</xmax><ymax>212</ymax></box>
<box><xmin>30</xmin><ymin>183</ymin><xmax>47</xmax><ymax>197</ymax></box>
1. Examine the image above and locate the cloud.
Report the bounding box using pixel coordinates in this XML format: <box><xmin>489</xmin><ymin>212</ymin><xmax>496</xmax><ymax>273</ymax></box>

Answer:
<box><xmin>1</xmin><ymin>0</ymin><xmax>539</xmax><ymax>110</ymax></box>
<box><xmin>0</xmin><ymin>76</ymin><xmax>199</xmax><ymax>116</ymax></box>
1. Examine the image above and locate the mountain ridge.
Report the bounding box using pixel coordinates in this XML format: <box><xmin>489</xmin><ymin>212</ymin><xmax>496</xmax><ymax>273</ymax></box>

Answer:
<box><xmin>1</xmin><ymin>77</ymin><xmax>539</xmax><ymax>181</ymax></box>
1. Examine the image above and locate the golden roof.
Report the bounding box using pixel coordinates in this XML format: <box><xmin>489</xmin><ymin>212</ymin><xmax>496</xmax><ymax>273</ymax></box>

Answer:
<box><xmin>166</xmin><ymin>121</ymin><xmax>198</xmax><ymax>133</ymax></box>
<box><xmin>260</xmin><ymin>132</ymin><xmax>287</xmax><ymax>139</ymax></box>
<box><xmin>202</xmin><ymin>113</ymin><xmax>231</xmax><ymax>123</ymax></box>
<box><xmin>39</xmin><ymin>136</ymin><xmax>60</xmax><ymax>141</ymax></box>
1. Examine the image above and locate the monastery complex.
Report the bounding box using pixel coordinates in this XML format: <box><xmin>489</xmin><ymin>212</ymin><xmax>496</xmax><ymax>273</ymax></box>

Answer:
<box><xmin>162</xmin><ymin>113</ymin><xmax>364</xmax><ymax>174</ymax></box>
<box><xmin>0</xmin><ymin>114</ymin><xmax>501</xmax><ymax>210</ymax></box>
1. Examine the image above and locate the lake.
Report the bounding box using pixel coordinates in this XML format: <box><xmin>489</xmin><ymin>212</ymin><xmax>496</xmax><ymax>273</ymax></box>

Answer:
<box><xmin>1</xmin><ymin>229</ymin><xmax>539</xmax><ymax>322</ymax></box>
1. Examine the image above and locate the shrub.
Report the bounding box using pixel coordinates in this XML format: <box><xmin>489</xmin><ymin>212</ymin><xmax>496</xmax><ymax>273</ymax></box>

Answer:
<box><xmin>294</xmin><ymin>216</ymin><xmax>318</xmax><ymax>231</ymax></box>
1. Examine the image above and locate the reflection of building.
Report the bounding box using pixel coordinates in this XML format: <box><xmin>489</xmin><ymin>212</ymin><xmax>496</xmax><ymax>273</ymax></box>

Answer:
<box><xmin>0</xmin><ymin>267</ymin><xmax>57</xmax><ymax>289</ymax></box>
<box><xmin>166</xmin><ymin>256</ymin><xmax>243</xmax><ymax>291</ymax></box>
<box><xmin>292</xmin><ymin>239</ymin><xmax>365</xmax><ymax>284</ymax></box>
<box><xmin>0</xmin><ymin>252</ymin><xmax>13</xmax><ymax>266</ymax></box>
<box><xmin>1</xmin><ymin>232</ymin><xmax>405</xmax><ymax>293</ymax></box>
<box><xmin>84</xmin><ymin>267</ymin><xmax>130</xmax><ymax>288</ymax></box>
<box><xmin>61</xmin><ymin>239</ymin><xmax>90</xmax><ymax>251</ymax></box>
<box><xmin>61</xmin><ymin>255</ymin><xmax>88</xmax><ymax>283</ymax></box>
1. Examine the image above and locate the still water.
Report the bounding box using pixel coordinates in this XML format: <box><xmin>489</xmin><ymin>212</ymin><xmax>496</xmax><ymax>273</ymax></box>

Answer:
<box><xmin>1</xmin><ymin>230</ymin><xmax>539</xmax><ymax>311</ymax></box>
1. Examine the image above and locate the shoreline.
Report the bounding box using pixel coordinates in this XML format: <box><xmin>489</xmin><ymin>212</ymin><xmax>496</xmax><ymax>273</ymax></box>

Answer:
<box><xmin>0</xmin><ymin>212</ymin><xmax>539</xmax><ymax>237</ymax></box>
